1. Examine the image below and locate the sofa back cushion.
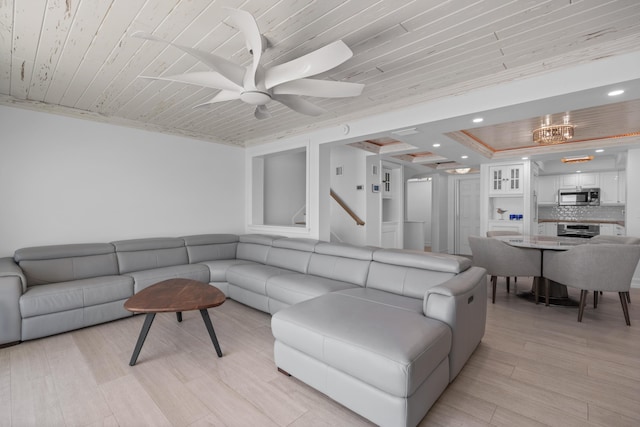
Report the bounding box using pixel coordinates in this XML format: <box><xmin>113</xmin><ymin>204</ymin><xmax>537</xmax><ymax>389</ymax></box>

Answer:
<box><xmin>112</xmin><ymin>238</ymin><xmax>188</xmax><ymax>274</ymax></box>
<box><xmin>14</xmin><ymin>243</ymin><xmax>118</xmax><ymax>286</ymax></box>
<box><xmin>236</xmin><ymin>234</ymin><xmax>282</xmax><ymax>263</ymax></box>
<box><xmin>307</xmin><ymin>242</ymin><xmax>374</xmax><ymax>286</ymax></box>
<box><xmin>266</xmin><ymin>238</ymin><xmax>318</xmax><ymax>274</ymax></box>
<box><xmin>366</xmin><ymin>249</ymin><xmax>471</xmax><ymax>298</ymax></box>
<box><xmin>182</xmin><ymin>234</ymin><xmax>239</xmax><ymax>263</ymax></box>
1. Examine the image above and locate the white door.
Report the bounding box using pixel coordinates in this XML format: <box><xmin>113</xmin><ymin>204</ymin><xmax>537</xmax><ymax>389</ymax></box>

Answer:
<box><xmin>456</xmin><ymin>177</ymin><xmax>481</xmax><ymax>255</ymax></box>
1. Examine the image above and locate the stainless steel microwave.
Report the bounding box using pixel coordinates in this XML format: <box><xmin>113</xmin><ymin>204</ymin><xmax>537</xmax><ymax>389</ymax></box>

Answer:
<box><xmin>558</xmin><ymin>188</ymin><xmax>600</xmax><ymax>206</ymax></box>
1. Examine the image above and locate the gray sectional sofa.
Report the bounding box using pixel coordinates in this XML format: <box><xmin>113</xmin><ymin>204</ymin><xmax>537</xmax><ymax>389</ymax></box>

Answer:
<box><xmin>0</xmin><ymin>233</ymin><xmax>487</xmax><ymax>427</ymax></box>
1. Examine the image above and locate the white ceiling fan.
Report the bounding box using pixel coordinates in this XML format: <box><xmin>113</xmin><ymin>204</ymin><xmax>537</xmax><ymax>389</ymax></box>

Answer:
<box><xmin>133</xmin><ymin>8</ymin><xmax>364</xmax><ymax>120</ymax></box>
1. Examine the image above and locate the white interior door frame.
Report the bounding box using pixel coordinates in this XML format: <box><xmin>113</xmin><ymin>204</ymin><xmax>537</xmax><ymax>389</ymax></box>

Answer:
<box><xmin>448</xmin><ymin>174</ymin><xmax>481</xmax><ymax>255</ymax></box>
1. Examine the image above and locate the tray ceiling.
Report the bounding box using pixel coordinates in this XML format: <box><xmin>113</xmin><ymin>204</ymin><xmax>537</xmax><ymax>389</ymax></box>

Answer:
<box><xmin>1</xmin><ymin>0</ymin><xmax>640</xmax><ymax>147</ymax></box>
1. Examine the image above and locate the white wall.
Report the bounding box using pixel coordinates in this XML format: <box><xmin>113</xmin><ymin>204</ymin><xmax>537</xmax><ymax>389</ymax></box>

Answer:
<box><xmin>0</xmin><ymin>105</ymin><xmax>245</xmax><ymax>256</ymax></box>
<box><xmin>406</xmin><ymin>179</ymin><xmax>432</xmax><ymax>246</ymax></box>
<box><xmin>330</xmin><ymin>145</ymin><xmax>367</xmax><ymax>245</ymax></box>
<box><xmin>263</xmin><ymin>149</ymin><xmax>306</xmax><ymax>226</ymax></box>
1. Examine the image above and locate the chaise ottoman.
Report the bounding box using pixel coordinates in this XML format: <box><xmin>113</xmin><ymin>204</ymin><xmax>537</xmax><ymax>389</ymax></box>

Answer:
<box><xmin>271</xmin><ymin>287</ymin><xmax>452</xmax><ymax>427</ymax></box>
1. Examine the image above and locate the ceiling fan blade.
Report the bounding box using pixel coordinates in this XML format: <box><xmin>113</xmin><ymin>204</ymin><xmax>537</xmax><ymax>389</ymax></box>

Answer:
<box><xmin>273</xmin><ymin>95</ymin><xmax>326</xmax><ymax>116</ymax></box>
<box><xmin>272</xmin><ymin>79</ymin><xmax>364</xmax><ymax>98</ymax></box>
<box><xmin>140</xmin><ymin>71</ymin><xmax>242</xmax><ymax>92</ymax></box>
<box><xmin>132</xmin><ymin>31</ymin><xmax>245</xmax><ymax>86</ymax></box>
<box><xmin>254</xmin><ymin>104</ymin><xmax>271</xmax><ymax>120</ymax></box>
<box><xmin>264</xmin><ymin>40</ymin><xmax>353</xmax><ymax>90</ymax></box>
<box><xmin>225</xmin><ymin>8</ymin><xmax>263</xmax><ymax>89</ymax></box>
<box><xmin>193</xmin><ymin>90</ymin><xmax>241</xmax><ymax>108</ymax></box>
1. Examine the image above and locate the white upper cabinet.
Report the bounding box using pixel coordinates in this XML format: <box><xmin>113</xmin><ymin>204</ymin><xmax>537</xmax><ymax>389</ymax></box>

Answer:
<box><xmin>600</xmin><ymin>171</ymin><xmax>626</xmax><ymax>204</ymax></box>
<box><xmin>537</xmin><ymin>175</ymin><xmax>558</xmax><ymax>204</ymax></box>
<box><xmin>559</xmin><ymin>172</ymin><xmax>599</xmax><ymax>188</ymax></box>
<box><xmin>489</xmin><ymin>164</ymin><xmax>524</xmax><ymax>196</ymax></box>
<box><xmin>537</xmin><ymin>171</ymin><xmax>626</xmax><ymax>205</ymax></box>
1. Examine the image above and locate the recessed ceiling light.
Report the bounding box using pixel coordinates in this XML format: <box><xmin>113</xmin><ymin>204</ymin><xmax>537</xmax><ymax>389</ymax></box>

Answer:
<box><xmin>608</xmin><ymin>89</ymin><xmax>624</xmax><ymax>97</ymax></box>
<box><xmin>461</xmin><ymin>155</ymin><xmax>468</xmax><ymax>159</ymax></box>
<box><xmin>595</xmin><ymin>149</ymin><xmax>604</xmax><ymax>153</ymax></box>
<box><xmin>522</xmin><ymin>157</ymin><xmax>528</xmax><ymax>160</ymax></box>
<box><xmin>472</xmin><ymin>117</ymin><xmax>483</xmax><ymax>123</ymax></box>
<box><xmin>432</xmin><ymin>143</ymin><xmax>441</xmax><ymax>147</ymax></box>
<box><xmin>576</xmin><ymin>171</ymin><xmax>581</xmax><ymax>173</ymax></box>
<box><xmin>392</xmin><ymin>127</ymin><xmax>419</xmax><ymax>136</ymax></box>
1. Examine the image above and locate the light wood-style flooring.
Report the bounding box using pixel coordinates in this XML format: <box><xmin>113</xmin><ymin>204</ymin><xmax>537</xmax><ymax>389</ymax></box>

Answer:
<box><xmin>1</xmin><ymin>277</ymin><xmax>639</xmax><ymax>427</ymax></box>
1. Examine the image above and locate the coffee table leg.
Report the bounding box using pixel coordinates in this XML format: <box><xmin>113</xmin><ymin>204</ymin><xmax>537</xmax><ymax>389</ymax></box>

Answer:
<box><xmin>176</xmin><ymin>312</ymin><xmax>182</xmax><ymax>322</ymax></box>
<box><xmin>200</xmin><ymin>309</ymin><xmax>222</xmax><ymax>357</ymax></box>
<box><xmin>129</xmin><ymin>313</ymin><xmax>156</xmax><ymax>366</ymax></box>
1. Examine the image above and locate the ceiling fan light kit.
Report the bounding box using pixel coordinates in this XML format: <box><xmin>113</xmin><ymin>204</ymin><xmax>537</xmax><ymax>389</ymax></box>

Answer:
<box><xmin>134</xmin><ymin>8</ymin><xmax>364</xmax><ymax>120</ymax></box>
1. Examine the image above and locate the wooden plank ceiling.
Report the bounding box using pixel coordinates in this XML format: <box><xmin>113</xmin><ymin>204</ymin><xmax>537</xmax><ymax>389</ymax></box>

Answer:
<box><xmin>1</xmin><ymin>0</ymin><xmax>640</xmax><ymax>147</ymax></box>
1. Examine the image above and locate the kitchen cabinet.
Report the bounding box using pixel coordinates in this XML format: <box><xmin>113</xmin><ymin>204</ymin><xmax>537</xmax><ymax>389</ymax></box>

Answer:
<box><xmin>599</xmin><ymin>171</ymin><xmax>626</xmax><ymax>204</ymax></box>
<box><xmin>600</xmin><ymin>223</ymin><xmax>614</xmax><ymax>236</ymax></box>
<box><xmin>599</xmin><ymin>224</ymin><xmax>625</xmax><ymax>236</ymax></box>
<box><xmin>537</xmin><ymin>175</ymin><xmax>558</xmax><ymax>204</ymax></box>
<box><xmin>559</xmin><ymin>172</ymin><xmax>599</xmax><ymax>188</ymax></box>
<box><xmin>489</xmin><ymin>164</ymin><xmax>523</xmax><ymax>196</ymax></box>
<box><xmin>537</xmin><ymin>222</ymin><xmax>556</xmax><ymax>236</ymax></box>
<box><xmin>544</xmin><ymin>222</ymin><xmax>556</xmax><ymax>236</ymax></box>
<box><xmin>488</xmin><ymin>220</ymin><xmax>523</xmax><ymax>234</ymax></box>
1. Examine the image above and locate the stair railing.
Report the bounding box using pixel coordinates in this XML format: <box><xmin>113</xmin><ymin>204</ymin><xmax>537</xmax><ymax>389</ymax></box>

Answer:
<box><xmin>330</xmin><ymin>189</ymin><xmax>365</xmax><ymax>226</ymax></box>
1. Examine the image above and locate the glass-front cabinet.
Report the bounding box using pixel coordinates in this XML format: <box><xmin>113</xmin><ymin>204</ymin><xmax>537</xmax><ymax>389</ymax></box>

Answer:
<box><xmin>489</xmin><ymin>164</ymin><xmax>524</xmax><ymax>196</ymax></box>
<box><xmin>481</xmin><ymin>161</ymin><xmax>534</xmax><ymax>237</ymax></box>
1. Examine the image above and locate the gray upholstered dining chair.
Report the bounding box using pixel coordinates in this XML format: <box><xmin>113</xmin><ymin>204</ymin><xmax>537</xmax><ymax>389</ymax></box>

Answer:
<box><xmin>589</xmin><ymin>235</ymin><xmax>640</xmax><ymax>305</ymax></box>
<box><xmin>469</xmin><ymin>236</ymin><xmax>541</xmax><ymax>304</ymax></box>
<box><xmin>543</xmin><ymin>244</ymin><xmax>640</xmax><ymax>325</ymax></box>
<box><xmin>589</xmin><ymin>235</ymin><xmax>640</xmax><ymax>245</ymax></box>
<box><xmin>486</xmin><ymin>230</ymin><xmax>521</xmax><ymax>290</ymax></box>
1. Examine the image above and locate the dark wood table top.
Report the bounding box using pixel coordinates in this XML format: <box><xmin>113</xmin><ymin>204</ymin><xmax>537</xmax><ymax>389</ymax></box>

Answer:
<box><xmin>124</xmin><ymin>278</ymin><xmax>225</xmax><ymax>313</ymax></box>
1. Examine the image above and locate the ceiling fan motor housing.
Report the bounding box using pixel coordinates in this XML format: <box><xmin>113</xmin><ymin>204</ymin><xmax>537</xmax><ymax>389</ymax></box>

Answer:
<box><xmin>240</xmin><ymin>91</ymin><xmax>272</xmax><ymax>105</ymax></box>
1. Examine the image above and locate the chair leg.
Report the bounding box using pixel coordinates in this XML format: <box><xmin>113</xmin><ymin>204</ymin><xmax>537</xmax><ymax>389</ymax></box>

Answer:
<box><xmin>619</xmin><ymin>292</ymin><xmax>631</xmax><ymax>326</ymax></box>
<box><xmin>506</xmin><ymin>277</ymin><xmax>510</xmax><ymax>293</ymax></box>
<box><xmin>545</xmin><ymin>278</ymin><xmax>550</xmax><ymax>307</ymax></box>
<box><xmin>534</xmin><ymin>277</ymin><xmax>539</xmax><ymax>305</ymax></box>
<box><xmin>593</xmin><ymin>291</ymin><xmax>598</xmax><ymax>309</ymax></box>
<box><xmin>627</xmin><ymin>292</ymin><xmax>631</xmax><ymax>304</ymax></box>
<box><xmin>491</xmin><ymin>276</ymin><xmax>497</xmax><ymax>304</ymax></box>
<box><xmin>578</xmin><ymin>290</ymin><xmax>588</xmax><ymax>322</ymax></box>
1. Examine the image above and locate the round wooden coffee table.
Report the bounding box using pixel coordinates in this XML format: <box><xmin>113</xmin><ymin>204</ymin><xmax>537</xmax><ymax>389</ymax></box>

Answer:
<box><xmin>124</xmin><ymin>278</ymin><xmax>226</xmax><ymax>366</ymax></box>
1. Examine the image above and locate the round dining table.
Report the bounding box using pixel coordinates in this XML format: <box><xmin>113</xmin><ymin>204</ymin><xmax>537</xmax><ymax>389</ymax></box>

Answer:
<box><xmin>492</xmin><ymin>234</ymin><xmax>590</xmax><ymax>306</ymax></box>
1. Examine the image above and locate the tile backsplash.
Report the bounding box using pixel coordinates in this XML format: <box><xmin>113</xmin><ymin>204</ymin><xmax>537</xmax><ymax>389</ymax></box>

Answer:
<box><xmin>538</xmin><ymin>205</ymin><xmax>625</xmax><ymax>222</ymax></box>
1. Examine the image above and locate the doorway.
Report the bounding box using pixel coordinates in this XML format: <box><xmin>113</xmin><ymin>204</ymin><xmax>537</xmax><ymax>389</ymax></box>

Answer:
<box><xmin>454</xmin><ymin>176</ymin><xmax>481</xmax><ymax>255</ymax></box>
<box><xmin>406</xmin><ymin>177</ymin><xmax>432</xmax><ymax>251</ymax></box>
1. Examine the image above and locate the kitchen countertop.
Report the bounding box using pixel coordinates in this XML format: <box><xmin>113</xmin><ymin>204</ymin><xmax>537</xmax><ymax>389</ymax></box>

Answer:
<box><xmin>538</xmin><ymin>219</ymin><xmax>625</xmax><ymax>226</ymax></box>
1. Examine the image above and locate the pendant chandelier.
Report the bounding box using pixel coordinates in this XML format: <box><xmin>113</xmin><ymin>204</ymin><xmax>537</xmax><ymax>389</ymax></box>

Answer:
<box><xmin>533</xmin><ymin>115</ymin><xmax>575</xmax><ymax>145</ymax></box>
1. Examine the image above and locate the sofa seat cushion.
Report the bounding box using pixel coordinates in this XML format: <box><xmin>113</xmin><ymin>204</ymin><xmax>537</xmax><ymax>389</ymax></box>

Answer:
<box><xmin>198</xmin><ymin>259</ymin><xmax>258</xmax><ymax>282</ymax></box>
<box><xmin>19</xmin><ymin>275</ymin><xmax>133</xmax><ymax>318</ymax></box>
<box><xmin>226</xmin><ymin>264</ymin><xmax>290</xmax><ymax>296</ymax></box>
<box><xmin>271</xmin><ymin>290</ymin><xmax>452</xmax><ymax>398</ymax></box>
<box><xmin>266</xmin><ymin>273</ymin><xmax>359</xmax><ymax>306</ymax></box>
<box><xmin>124</xmin><ymin>264</ymin><xmax>210</xmax><ymax>293</ymax></box>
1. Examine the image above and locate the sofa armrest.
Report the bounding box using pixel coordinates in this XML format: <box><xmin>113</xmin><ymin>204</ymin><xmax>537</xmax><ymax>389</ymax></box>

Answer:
<box><xmin>0</xmin><ymin>257</ymin><xmax>26</xmax><ymax>345</ymax></box>
<box><xmin>423</xmin><ymin>266</ymin><xmax>487</xmax><ymax>381</ymax></box>
<box><xmin>0</xmin><ymin>257</ymin><xmax>27</xmax><ymax>292</ymax></box>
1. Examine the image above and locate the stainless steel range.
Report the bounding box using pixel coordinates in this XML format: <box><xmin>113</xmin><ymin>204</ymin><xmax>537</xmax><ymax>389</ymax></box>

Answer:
<box><xmin>557</xmin><ymin>223</ymin><xmax>600</xmax><ymax>238</ymax></box>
